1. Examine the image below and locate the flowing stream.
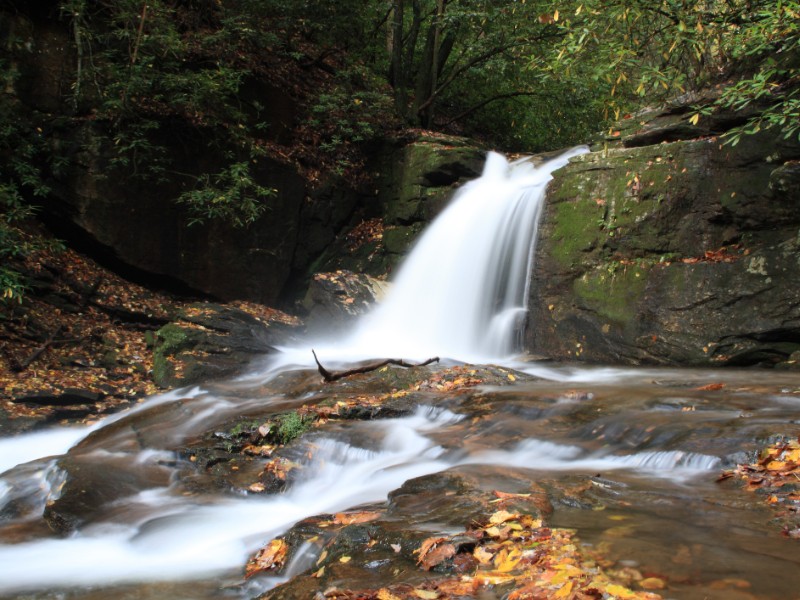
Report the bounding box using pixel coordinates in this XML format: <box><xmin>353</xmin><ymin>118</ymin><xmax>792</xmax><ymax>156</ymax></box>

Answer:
<box><xmin>1</xmin><ymin>150</ymin><xmax>799</xmax><ymax>599</ymax></box>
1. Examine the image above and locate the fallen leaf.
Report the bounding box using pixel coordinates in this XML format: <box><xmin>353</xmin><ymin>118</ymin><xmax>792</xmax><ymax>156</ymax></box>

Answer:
<box><xmin>640</xmin><ymin>577</ymin><xmax>666</xmax><ymax>590</ymax></box>
<box><xmin>604</xmin><ymin>583</ymin><xmax>637</xmax><ymax>598</ymax></box>
<box><xmin>330</xmin><ymin>510</ymin><xmax>383</xmax><ymax>526</ymax></box>
<box><xmin>488</xmin><ymin>510</ymin><xmax>519</xmax><ymax>525</ymax></box>
<box><xmin>494</xmin><ymin>546</ymin><xmax>522</xmax><ymax>572</ymax></box>
<box><xmin>413</xmin><ymin>589</ymin><xmax>439</xmax><ymax>599</ymax></box>
<box><xmin>473</xmin><ymin>545</ymin><xmax>495</xmax><ymax>565</ymax></box>
<box><xmin>419</xmin><ymin>543</ymin><xmax>456</xmax><ymax>570</ymax></box>
<box><xmin>245</xmin><ymin>538</ymin><xmax>288</xmax><ymax>578</ymax></box>
<box><xmin>696</xmin><ymin>382</ymin><xmax>724</xmax><ymax>391</ymax></box>
<box><xmin>554</xmin><ymin>581</ymin><xmax>573</xmax><ymax>598</ymax></box>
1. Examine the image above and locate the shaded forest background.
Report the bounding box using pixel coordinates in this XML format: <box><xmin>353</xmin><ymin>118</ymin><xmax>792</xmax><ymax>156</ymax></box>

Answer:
<box><xmin>1</xmin><ymin>0</ymin><xmax>798</xmax><ymax>303</ymax></box>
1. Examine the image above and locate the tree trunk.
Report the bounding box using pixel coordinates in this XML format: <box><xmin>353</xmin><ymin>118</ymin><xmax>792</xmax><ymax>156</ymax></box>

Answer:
<box><xmin>390</xmin><ymin>0</ymin><xmax>407</xmax><ymax>115</ymax></box>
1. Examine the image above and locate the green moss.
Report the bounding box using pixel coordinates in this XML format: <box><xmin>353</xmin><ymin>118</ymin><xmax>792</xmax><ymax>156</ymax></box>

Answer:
<box><xmin>229</xmin><ymin>419</ymin><xmax>262</xmax><ymax>437</ymax></box>
<box><xmin>152</xmin><ymin>324</ymin><xmax>189</xmax><ymax>388</ymax></box>
<box><xmin>155</xmin><ymin>324</ymin><xmax>188</xmax><ymax>353</ymax></box>
<box><xmin>549</xmin><ymin>195</ymin><xmax>604</xmax><ymax>268</ymax></box>
<box><xmin>274</xmin><ymin>412</ymin><xmax>309</xmax><ymax>445</ymax></box>
<box><xmin>573</xmin><ymin>262</ymin><xmax>649</xmax><ymax>325</ymax></box>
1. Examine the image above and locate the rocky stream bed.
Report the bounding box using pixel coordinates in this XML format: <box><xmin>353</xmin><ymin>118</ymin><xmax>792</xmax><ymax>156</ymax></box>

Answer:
<box><xmin>2</xmin><ymin>359</ymin><xmax>799</xmax><ymax>600</ymax></box>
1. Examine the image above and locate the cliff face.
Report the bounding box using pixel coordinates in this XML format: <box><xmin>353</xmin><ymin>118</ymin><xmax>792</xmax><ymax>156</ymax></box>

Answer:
<box><xmin>527</xmin><ymin>103</ymin><xmax>800</xmax><ymax>367</ymax></box>
<box><xmin>1</xmin><ymin>4</ymin><xmax>484</xmax><ymax>306</ymax></box>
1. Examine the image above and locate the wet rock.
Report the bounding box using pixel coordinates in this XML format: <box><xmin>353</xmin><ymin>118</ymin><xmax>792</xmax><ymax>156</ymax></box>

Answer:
<box><xmin>12</xmin><ymin>389</ymin><xmax>104</xmax><ymax>407</ymax></box>
<box><xmin>260</xmin><ymin>468</ymin><xmax>524</xmax><ymax>599</ymax></box>
<box><xmin>43</xmin><ymin>454</ymin><xmax>173</xmax><ymax>535</ymax></box>
<box><xmin>312</xmin><ymin>133</ymin><xmax>486</xmax><ymax>278</ymax></box>
<box><xmin>152</xmin><ymin>303</ymin><xmax>301</xmax><ymax>388</ymax></box>
<box><xmin>528</xmin><ymin>98</ymin><xmax>800</xmax><ymax>366</ymax></box>
<box><xmin>301</xmin><ymin>270</ymin><xmax>389</xmax><ymax>337</ymax></box>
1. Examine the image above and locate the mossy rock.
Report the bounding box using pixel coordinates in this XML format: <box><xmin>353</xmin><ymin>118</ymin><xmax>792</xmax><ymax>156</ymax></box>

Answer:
<box><xmin>152</xmin><ymin>303</ymin><xmax>301</xmax><ymax>388</ymax></box>
<box><xmin>528</xmin><ymin>119</ymin><xmax>800</xmax><ymax>366</ymax></box>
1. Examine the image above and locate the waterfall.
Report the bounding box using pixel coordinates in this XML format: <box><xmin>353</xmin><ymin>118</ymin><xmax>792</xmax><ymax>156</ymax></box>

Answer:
<box><xmin>293</xmin><ymin>146</ymin><xmax>589</xmax><ymax>367</ymax></box>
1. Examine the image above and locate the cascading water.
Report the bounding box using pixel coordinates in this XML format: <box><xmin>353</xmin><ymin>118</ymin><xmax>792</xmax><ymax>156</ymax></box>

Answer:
<box><xmin>279</xmin><ymin>146</ymin><xmax>589</xmax><ymax>368</ymax></box>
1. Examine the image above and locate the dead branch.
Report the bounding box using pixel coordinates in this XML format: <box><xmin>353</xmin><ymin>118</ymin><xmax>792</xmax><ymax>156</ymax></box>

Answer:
<box><xmin>12</xmin><ymin>325</ymin><xmax>63</xmax><ymax>372</ymax></box>
<box><xmin>312</xmin><ymin>349</ymin><xmax>439</xmax><ymax>383</ymax></box>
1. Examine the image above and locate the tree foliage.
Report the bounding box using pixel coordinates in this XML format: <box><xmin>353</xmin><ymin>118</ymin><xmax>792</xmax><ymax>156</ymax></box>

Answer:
<box><xmin>550</xmin><ymin>0</ymin><xmax>800</xmax><ymax>142</ymax></box>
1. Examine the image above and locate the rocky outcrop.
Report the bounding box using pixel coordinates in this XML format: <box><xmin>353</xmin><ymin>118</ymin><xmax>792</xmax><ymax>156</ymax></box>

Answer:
<box><xmin>44</xmin><ymin>123</ymin><xmax>322</xmax><ymax>306</ymax></box>
<box><xmin>313</xmin><ymin>133</ymin><xmax>486</xmax><ymax>278</ymax></box>
<box><xmin>300</xmin><ymin>270</ymin><xmax>390</xmax><ymax>337</ymax></box>
<box><xmin>527</xmin><ymin>104</ymin><xmax>800</xmax><ymax>367</ymax></box>
<box><xmin>152</xmin><ymin>303</ymin><xmax>301</xmax><ymax>388</ymax></box>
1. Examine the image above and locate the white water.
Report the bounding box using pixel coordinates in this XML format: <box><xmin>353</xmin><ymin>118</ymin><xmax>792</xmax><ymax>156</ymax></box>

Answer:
<box><xmin>270</xmin><ymin>147</ymin><xmax>588</xmax><ymax>372</ymax></box>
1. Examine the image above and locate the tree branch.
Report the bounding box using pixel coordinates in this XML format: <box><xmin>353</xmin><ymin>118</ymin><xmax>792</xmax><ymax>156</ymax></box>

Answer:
<box><xmin>442</xmin><ymin>90</ymin><xmax>544</xmax><ymax>126</ymax></box>
<box><xmin>312</xmin><ymin>349</ymin><xmax>439</xmax><ymax>383</ymax></box>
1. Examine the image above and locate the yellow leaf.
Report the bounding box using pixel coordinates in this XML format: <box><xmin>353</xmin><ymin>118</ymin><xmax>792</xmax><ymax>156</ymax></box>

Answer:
<box><xmin>605</xmin><ymin>583</ymin><xmax>636</xmax><ymax>598</ymax></box>
<box><xmin>339</xmin><ymin>555</ymin><xmax>351</xmax><ymax>563</ymax></box>
<box><xmin>507</xmin><ymin>373</ymin><xmax>516</xmax><ymax>382</ymax></box>
<box><xmin>413</xmin><ymin>590</ymin><xmax>439</xmax><ymax>599</ymax></box>
<box><xmin>377</xmin><ymin>590</ymin><xmax>403</xmax><ymax>600</ymax></box>
<box><xmin>489</xmin><ymin>510</ymin><xmax>518</xmax><ymax>525</ymax></box>
<box><xmin>312</xmin><ymin>566</ymin><xmax>325</xmax><ymax>578</ymax></box>
<box><xmin>475</xmin><ymin>573</ymin><xmax>515</xmax><ymax>585</ymax></box>
<box><xmin>244</xmin><ymin>538</ymin><xmax>288</xmax><ymax>578</ymax></box>
<box><xmin>689</xmin><ymin>113</ymin><xmax>701</xmax><ymax>125</ymax></box>
<box><xmin>640</xmin><ymin>577</ymin><xmax>666</xmax><ymax>590</ymax></box>
<box><xmin>554</xmin><ymin>581</ymin><xmax>573</xmax><ymax>598</ymax></box>
<box><xmin>316</xmin><ymin>550</ymin><xmax>328</xmax><ymax>565</ymax></box>
<box><xmin>553</xmin><ymin>10</ymin><xmax>559</xmax><ymax>21</ymax></box>
<box><xmin>495</xmin><ymin>547</ymin><xmax>522</xmax><ymax>572</ymax></box>
<box><xmin>576</xmin><ymin>4</ymin><xmax>583</xmax><ymax>15</ymax></box>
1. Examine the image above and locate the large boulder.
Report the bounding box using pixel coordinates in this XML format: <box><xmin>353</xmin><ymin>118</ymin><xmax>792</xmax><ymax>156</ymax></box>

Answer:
<box><xmin>301</xmin><ymin>270</ymin><xmax>389</xmax><ymax>337</ymax></box>
<box><xmin>314</xmin><ymin>133</ymin><xmax>486</xmax><ymax>278</ymax></box>
<box><xmin>527</xmin><ymin>104</ymin><xmax>800</xmax><ymax>367</ymax></box>
<box><xmin>152</xmin><ymin>303</ymin><xmax>301</xmax><ymax>388</ymax></box>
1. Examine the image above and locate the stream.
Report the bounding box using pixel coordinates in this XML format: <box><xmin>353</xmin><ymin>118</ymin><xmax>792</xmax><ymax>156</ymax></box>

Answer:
<box><xmin>0</xmin><ymin>364</ymin><xmax>799</xmax><ymax>599</ymax></box>
<box><xmin>1</xmin><ymin>149</ymin><xmax>799</xmax><ymax>599</ymax></box>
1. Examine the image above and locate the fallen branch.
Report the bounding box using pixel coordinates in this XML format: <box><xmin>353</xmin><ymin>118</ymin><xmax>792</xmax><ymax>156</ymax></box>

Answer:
<box><xmin>312</xmin><ymin>349</ymin><xmax>439</xmax><ymax>383</ymax></box>
<box><xmin>12</xmin><ymin>325</ymin><xmax>63</xmax><ymax>372</ymax></box>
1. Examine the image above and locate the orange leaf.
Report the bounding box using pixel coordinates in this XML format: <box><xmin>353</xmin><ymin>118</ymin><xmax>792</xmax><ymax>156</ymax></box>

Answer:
<box><xmin>331</xmin><ymin>510</ymin><xmax>383</xmax><ymax>526</ymax></box>
<box><xmin>244</xmin><ymin>538</ymin><xmax>288</xmax><ymax>578</ymax></box>
<box><xmin>419</xmin><ymin>542</ymin><xmax>456</xmax><ymax>570</ymax></box>
<box><xmin>696</xmin><ymin>382</ymin><xmax>724</xmax><ymax>391</ymax></box>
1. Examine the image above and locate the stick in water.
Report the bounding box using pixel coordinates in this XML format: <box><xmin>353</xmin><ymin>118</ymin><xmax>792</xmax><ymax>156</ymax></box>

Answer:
<box><xmin>311</xmin><ymin>349</ymin><xmax>439</xmax><ymax>382</ymax></box>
